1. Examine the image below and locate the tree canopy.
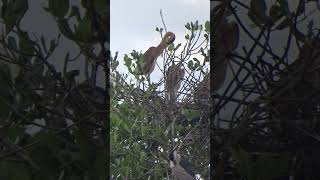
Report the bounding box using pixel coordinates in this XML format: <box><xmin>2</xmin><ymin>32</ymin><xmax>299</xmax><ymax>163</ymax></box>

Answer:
<box><xmin>111</xmin><ymin>19</ymin><xmax>210</xmax><ymax>179</ymax></box>
<box><xmin>0</xmin><ymin>0</ymin><xmax>108</xmax><ymax>179</ymax></box>
<box><xmin>211</xmin><ymin>0</ymin><xmax>320</xmax><ymax>179</ymax></box>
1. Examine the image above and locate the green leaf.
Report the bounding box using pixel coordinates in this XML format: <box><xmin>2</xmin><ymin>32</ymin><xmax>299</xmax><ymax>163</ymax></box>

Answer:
<box><xmin>120</xmin><ymin>119</ymin><xmax>129</xmax><ymax>134</ymax></box>
<box><xmin>5</xmin><ymin>126</ymin><xmax>25</xmax><ymax>142</ymax></box>
<box><xmin>93</xmin><ymin>0</ymin><xmax>106</xmax><ymax>13</ymax></box>
<box><xmin>111</xmin><ymin>56</ymin><xmax>119</xmax><ymax>70</ymax></box>
<box><xmin>2</xmin><ymin>0</ymin><xmax>29</xmax><ymax>34</ymax></box>
<box><xmin>174</xmin><ymin>43</ymin><xmax>181</xmax><ymax>51</ymax></box>
<box><xmin>46</xmin><ymin>0</ymin><xmax>69</xmax><ymax>18</ymax></box>
<box><xmin>293</xmin><ymin>25</ymin><xmax>305</xmax><ymax>42</ymax></box>
<box><xmin>307</xmin><ymin>20</ymin><xmax>314</xmax><ymax>38</ymax></box>
<box><xmin>232</xmin><ymin>148</ymin><xmax>255</xmax><ymax>180</ymax></box>
<box><xmin>7</xmin><ymin>36</ymin><xmax>18</xmax><ymax>51</ymax></box>
<box><xmin>64</xmin><ymin>70</ymin><xmax>79</xmax><ymax>81</ymax></box>
<box><xmin>92</xmin><ymin>149</ymin><xmax>108</xmax><ymax>179</ymax></box>
<box><xmin>296</xmin><ymin>0</ymin><xmax>305</xmax><ymax>16</ymax></box>
<box><xmin>40</xmin><ymin>36</ymin><xmax>48</xmax><ymax>54</ymax></box>
<box><xmin>251</xmin><ymin>0</ymin><xmax>267</xmax><ymax>19</ymax></box>
<box><xmin>248</xmin><ymin>0</ymin><xmax>267</xmax><ymax>26</ymax></box>
<box><xmin>36</xmin><ymin>132</ymin><xmax>65</xmax><ymax>151</ymax></box>
<box><xmin>113</xmin><ymin>51</ymin><xmax>119</xmax><ymax>61</ymax></box>
<box><xmin>204</xmin><ymin>33</ymin><xmax>208</xmax><ymax>40</ymax></box>
<box><xmin>269</xmin><ymin>3</ymin><xmax>283</xmax><ymax>24</ymax></box>
<box><xmin>0</xmin><ymin>64</ymin><xmax>13</xmax><ymax>112</ymax></box>
<box><xmin>194</xmin><ymin>20</ymin><xmax>199</xmax><ymax>30</ymax></box>
<box><xmin>69</xmin><ymin>6</ymin><xmax>81</xmax><ymax>21</ymax></box>
<box><xmin>205</xmin><ymin>21</ymin><xmax>210</xmax><ymax>32</ymax></box>
<box><xmin>255</xmin><ymin>153</ymin><xmax>289</xmax><ymax>180</ymax></box>
<box><xmin>28</xmin><ymin>133</ymin><xmax>62</xmax><ymax>178</ymax></box>
<box><xmin>275</xmin><ymin>18</ymin><xmax>289</xmax><ymax>30</ymax></box>
<box><xmin>144</xmin><ymin>88</ymin><xmax>153</xmax><ymax>98</ymax></box>
<box><xmin>48</xmin><ymin>38</ymin><xmax>58</xmax><ymax>53</ymax></box>
<box><xmin>76</xmin><ymin>13</ymin><xmax>93</xmax><ymax>42</ymax></box>
<box><xmin>124</xmin><ymin>54</ymin><xmax>132</xmax><ymax>67</ymax></box>
<box><xmin>111</xmin><ymin>112</ymin><xmax>120</xmax><ymax>126</ymax></box>
<box><xmin>182</xmin><ymin>109</ymin><xmax>201</xmax><ymax>120</ymax></box>
<box><xmin>200</xmin><ymin>47</ymin><xmax>206</xmax><ymax>56</ymax></box>
<box><xmin>187</xmin><ymin>60</ymin><xmax>194</xmax><ymax>70</ymax></box>
<box><xmin>167</xmin><ymin>43</ymin><xmax>174</xmax><ymax>51</ymax></box>
<box><xmin>74</xmin><ymin>130</ymin><xmax>96</xmax><ymax>166</ymax></box>
<box><xmin>185</xmin><ymin>34</ymin><xmax>190</xmax><ymax>40</ymax></box>
<box><xmin>248</xmin><ymin>11</ymin><xmax>263</xmax><ymax>27</ymax></box>
<box><xmin>57</xmin><ymin>19</ymin><xmax>75</xmax><ymax>40</ymax></box>
<box><xmin>185</xmin><ymin>23</ymin><xmax>191</xmax><ymax>30</ymax></box>
<box><xmin>18</xmin><ymin>31</ymin><xmax>35</xmax><ymax>56</ymax></box>
<box><xmin>33</xmin><ymin>57</ymin><xmax>44</xmax><ymax>75</ymax></box>
<box><xmin>278</xmin><ymin>0</ymin><xmax>290</xmax><ymax>18</ymax></box>
<box><xmin>199</xmin><ymin>24</ymin><xmax>203</xmax><ymax>31</ymax></box>
<box><xmin>0</xmin><ymin>161</ymin><xmax>32</xmax><ymax>180</ymax></box>
<box><xmin>193</xmin><ymin>58</ymin><xmax>200</xmax><ymax>70</ymax></box>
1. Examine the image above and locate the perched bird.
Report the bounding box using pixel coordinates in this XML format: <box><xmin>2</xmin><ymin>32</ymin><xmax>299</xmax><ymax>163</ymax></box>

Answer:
<box><xmin>193</xmin><ymin>73</ymin><xmax>210</xmax><ymax>104</ymax></box>
<box><xmin>165</xmin><ymin>63</ymin><xmax>185</xmax><ymax>102</ymax></box>
<box><xmin>212</xmin><ymin>14</ymin><xmax>239</xmax><ymax>91</ymax></box>
<box><xmin>169</xmin><ymin>150</ymin><xmax>195</xmax><ymax>180</ymax></box>
<box><xmin>141</xmin><ymin>32</ymin><xmax>176</xmax><ymax>76</ymax></box>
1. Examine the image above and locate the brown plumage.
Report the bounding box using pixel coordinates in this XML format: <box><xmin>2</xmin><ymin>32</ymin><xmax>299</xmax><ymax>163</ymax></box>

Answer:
<box><xmin>165</xmin><ymin>64</ymin><xmax>185</xmax><ymax>102</ymax></box>
<box><xmin>213</xmin><ymin>18</ymin><xmax>239</xmax><ymax>91</ymax></box>
<box><xmin>171</xmin><ymin>165</ymin><xmax>195</xmax><ymax>180</ymax></box>
<box><xmin>141</xmin><ymin>32</ymin><xmax>176</xmax><ymax>76</ymax></box>
<box><xmin>193</xmin><ymin>73</ymin><xmax>210</xmax><ymax>104</ymax></box>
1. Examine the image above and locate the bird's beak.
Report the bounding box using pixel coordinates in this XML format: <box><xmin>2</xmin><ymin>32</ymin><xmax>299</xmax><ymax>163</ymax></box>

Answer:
<box><xmin>169</xmin><ymin>160</ymin><xmax>175</xmax><ymax>168</ymax></box>
<box><xmin>168</xmin><ymin>34</ymin><xmax>175</xmax><ymax>44</ymax></box>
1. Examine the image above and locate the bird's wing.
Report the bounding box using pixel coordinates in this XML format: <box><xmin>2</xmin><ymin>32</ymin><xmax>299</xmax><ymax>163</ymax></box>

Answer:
<box><xmin>141</xmin><ymin>47</ymin><xmax>157</xmax><ymax>74</ymax></box>
<box><xmin>166</xmin><ymin>65</ymin><xmax>175</xmax><ymax>82</ymax></box>
<box><xmin>172</xmin><ymin>165</ymin><xmax>195</xmax><ymax>180</ymax></box>
<box><xmin>226</xmin><ymin>21</ymin><xmax>239</xmax><ymax>51</ymax></box>
<box><xmin>144</xmin><ymin>46</ymin><xmax>157</xmax><ymax>61</ymax></box>
<box><xmin>179</xmin><ymin>159</ymin><xmax>196</xmax><ymax>177</ymax></box>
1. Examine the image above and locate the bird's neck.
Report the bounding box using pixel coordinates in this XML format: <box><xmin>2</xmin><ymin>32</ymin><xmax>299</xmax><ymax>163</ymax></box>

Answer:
<box><xmin>155</xmin><ymin>41</ymin><xmax>167</xmax><ymax>57</ymax></box>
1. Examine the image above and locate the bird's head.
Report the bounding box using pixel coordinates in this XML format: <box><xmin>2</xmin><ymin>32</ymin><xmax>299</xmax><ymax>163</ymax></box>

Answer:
<box><xmin>169</xmin><ymin>150</ymin><xmax>181</xmax><ymax>165</ymax></box>
<box><xmin>178</xmin><ymin>66</ymin><xmax>185</xmax><ymax>80</ymax></box>
<box><xmin>169</xmin><ymin>150</ymin><xmax>196</xmax><ymax>179</ymax></box>
<box><xmin>163</xmin><ymin>32</ymin><xmax>176</xmax><ymax>45</ymax></box>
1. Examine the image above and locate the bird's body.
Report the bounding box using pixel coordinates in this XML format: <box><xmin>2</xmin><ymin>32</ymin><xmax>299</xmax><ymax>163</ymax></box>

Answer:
<box><xmin>141</xmin><ymin>32</ymin><xmax>176</xmax><ymax>76</ymax></box>
<box><xmin>171</xmin><ymin>165</ymin><xmax>195</xmax><ymax>180</ymax></box>
<box><xmin>165</xmin><ymin>64</ymin><xmax>185</xmax><ymax>102</ymax></box>
<box><xmin>194</xmin><ymin>74</ymin><xmax>210</xmax><ymax>104</ymax></box>
<box><xmin>169</xmin><ymin>151</ymin><xmax>195</xmax><ymax>180</ymax></box>
<box><xmin>212</xmin><ymin>15</ymin><xmax>239</xmax><ymax>91</ymax></box>
<box><xmin>142</xmin><ymin>46</ymin><xmax>158</xmax><ymax>75</ymax></box>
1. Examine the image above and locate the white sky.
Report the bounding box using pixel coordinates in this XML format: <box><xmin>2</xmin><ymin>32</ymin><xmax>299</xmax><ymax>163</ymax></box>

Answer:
<box><xmin>110</xmin><ymin>0</ymin><xmax>210</xmax><ymax>82</ymax></box>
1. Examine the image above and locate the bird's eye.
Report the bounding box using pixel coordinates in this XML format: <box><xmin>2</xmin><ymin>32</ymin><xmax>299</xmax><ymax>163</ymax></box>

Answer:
<box><xmin>167</xmin><ymin>35</ymin><xmax>175</xmax><ymax>44</ymax></box>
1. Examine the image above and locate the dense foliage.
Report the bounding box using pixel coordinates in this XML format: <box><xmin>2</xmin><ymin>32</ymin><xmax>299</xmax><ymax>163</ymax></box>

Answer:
<box><xmin>212</xmin><ymin>0</ymin><xmax>320</xmax><ymax>179</ymax></box>
<box><xmin>0</xmin><ymin>0</ymin><xmax>108</xmax><ymax>179</ymax></box>
<box><xmin>111</xmin><ymin>20</ymin><xmax>210</xmax><ymax>179</ymax></box>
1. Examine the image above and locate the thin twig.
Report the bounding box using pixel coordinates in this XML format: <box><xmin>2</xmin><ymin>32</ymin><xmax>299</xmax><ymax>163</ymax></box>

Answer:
<box><xmin>160</xmin><ymin>9</ymin><xmax>168</xmax><ymax>33</ymax></box>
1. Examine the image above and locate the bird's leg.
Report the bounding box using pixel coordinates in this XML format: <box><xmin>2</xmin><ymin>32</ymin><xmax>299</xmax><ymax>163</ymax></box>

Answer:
<box><xmin>165</xmin><ymin>92</ymin><xmax>169</xmax><ymax>104</ymax></box>
<box><xmin>136</xmin><ymin>77</ymin><xmax>139</xmax><ymax>88</ymax></box>
<box><xmin>136</xmin><ymin>75</ymin><xmax>144</xmax><ymax>91</ymax></box>
<box><xmin>146</xmin><ymin>74</ymin><xmax>151</xmax><ymax>87</ymax></box>
<box><xmin>141</xmin><ymin>75</ymin><xmax>146</xmax><ymax>91</ymax></box>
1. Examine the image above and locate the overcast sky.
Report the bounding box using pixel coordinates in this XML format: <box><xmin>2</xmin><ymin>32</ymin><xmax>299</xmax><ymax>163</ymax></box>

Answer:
<box><xmin>17</xmin><ymin>0</ymin><xmax>107</xmax><ymax>87</ymax></box>
<box><xmin>110</xmin><ymin>0</ymin><xmax>210</xmax><ymax>80</ymax></box>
